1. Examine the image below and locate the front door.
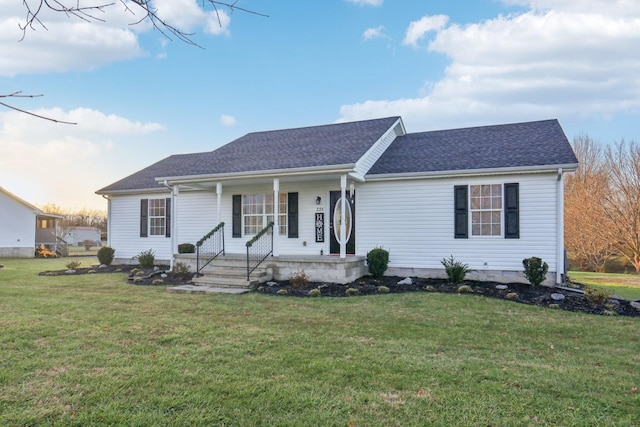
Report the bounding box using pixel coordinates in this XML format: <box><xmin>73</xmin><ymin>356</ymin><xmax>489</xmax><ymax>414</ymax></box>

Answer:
<box><xmin>329</xmin><ymin>191</ymin><xmax>355</xmax><ymax>255</ymax></box>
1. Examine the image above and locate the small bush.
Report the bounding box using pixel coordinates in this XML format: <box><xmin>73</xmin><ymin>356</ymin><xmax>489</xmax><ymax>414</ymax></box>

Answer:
<box><xmin>277</xmin><ymin>289</ymin><xmax>288</xmax><ymax>295</ymax></box>
<box><xmin>441</xmin><ymin>255</ymin><xmax>472</xmax><ymax>284</ymax></box>
<box><xmin>523</xmin><ymin>257</ymin><xmax>548</xmax><ymax>286</ymax></box>
<box><xmin>505</xmin><ymin>292</ymin><xmax>519</xmax><ymax>300</ymax></box>
<box><xmin>152</xmin><ymin>279</ymin><xmax>164</xmax><ymax>285</ymax></box>
<box><xmin>137</xmin><ymin>249</ymin><xmax>155</xmax><ymax>268</ymax></box>
<box><xmin>178</xmin><ymin>243</ymin><xmax>195</xmax><ymax>254</ymax></box>
<box><xmin>290</xmin><ymin>270</ymin><xmax>309</xmax><ymax>289</ymax></box>
<box><xmin>173</xmin><ymin>262</ymin><xmax>191</xmax><ymax>279</ymax></box>
<box><xmin>367</xmin><ymin>247</ymin><xmax>390</xmax><ymax>278</ymax></box>
<box><xmin>97</xmin><ymin>246</ymin><xmax>115</xmax><ymax>265</ymax></box>
<box><xmin>66</xmin><ymin>260</ymin><xmax>81</xmax><ymax>270</ymax></box>
<box><xmin>457</xmin><ymin>284</ymin><xmax>473</xmax><ymax>293</ymax></box>
<box><xmin>308</xmin><ymin>288</ymin><xmax>321</xmax><ymax>297</ymax></box>
<box><xmin>377</xmin><ymin>286</ymin><xmax>390</xmax><ymax>293</ymax></box>
<box><xmin>345</xmin><ymin>288</ymin><xmax>359</xmax><ymax>296</ymax></box>
<box><xmin>584</xmin><ymin>286</ymin><xmax>613</xmax><ymax>305</ymax></box>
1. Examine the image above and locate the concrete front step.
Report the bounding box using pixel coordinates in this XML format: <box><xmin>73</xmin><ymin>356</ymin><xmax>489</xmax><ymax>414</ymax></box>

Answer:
<box><xmin>190</xmin><ymin>256</ymin><xmax>273</xmax><ymax>289</ymax></box>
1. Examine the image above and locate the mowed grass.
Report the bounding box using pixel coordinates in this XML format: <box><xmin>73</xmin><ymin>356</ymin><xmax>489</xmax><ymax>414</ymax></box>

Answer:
<box><xmin>569</xmin><ymin>270</ymin><xmax>640</xmax><ymax>301</ymax></box>
<box><xmin>1</xmin><ymin>259</ymin><xmax>639</xmax><ymax>426</ymax></box>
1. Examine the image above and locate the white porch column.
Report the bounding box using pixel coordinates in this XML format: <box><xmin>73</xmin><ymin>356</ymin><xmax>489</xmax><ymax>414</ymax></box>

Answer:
<box><xmin>273</xmin><ymin>178</ymin><xmax>280</xmax><ymax>257</ymax></box>
<box><xmin>340</xmin><ymin>174</ymin><xmax>347</xmax><ymax>259</ymax></box>
<box><xmin>216</xmin><ymin>183</ymin><xmax>222</xmax><ymax>225</ymax></box>
<box><xmin>170</xmin><ymin>185</ymin><xmax>178</xmax><ymax>270</ymax></box>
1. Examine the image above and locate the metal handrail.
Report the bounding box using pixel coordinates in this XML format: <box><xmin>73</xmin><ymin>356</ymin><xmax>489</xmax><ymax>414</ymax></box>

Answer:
<box><xmin>196</xmin><ymin>222</ymin><xmax>225</xmax><ymax>275</ymax></box>
<box><xmin>246</xmin><ymin>222</ymin><xmax>273</xmax><ymax>281</ymax></box>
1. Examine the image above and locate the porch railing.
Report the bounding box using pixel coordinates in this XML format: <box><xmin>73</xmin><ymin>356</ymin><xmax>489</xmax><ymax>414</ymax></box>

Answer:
<box><xmin>246</xmin><ymin>222</ymin><xmax>273</xmax><ymax>281</ymax></box>
<box><xmin>196</xmin><ymin>222</ymin><xmax>225</xmax><ymax>276</ymax></box>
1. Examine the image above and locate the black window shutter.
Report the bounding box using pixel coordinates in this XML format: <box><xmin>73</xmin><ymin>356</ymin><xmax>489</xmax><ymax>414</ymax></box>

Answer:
<box><xmin>454</xmin><ymin>185</ymin><xmax>468</xmax><ymax>238</ymax></box>
<box><xmin>165</xmin><ymin>198</ymin><xmax>171</xmax><ymax>238</ymax></box>
<box><xmin>504</xmin><ymin>183</ymin><xmax>519</xmax><ymax>239</ymax></box>
<box><xmin>288</xmin><ymin>192</ymin><xmax>298</xmax><ymax>238</ymax></box>
<box><xmin>140</xmin><ymin>199</ymin><xmax>148</xmax><ymax>238</ymax></box>
<box><xmin>232</xmin><ymin>195</ymin><xmax>242</xmax><ymax>238</ymax></box>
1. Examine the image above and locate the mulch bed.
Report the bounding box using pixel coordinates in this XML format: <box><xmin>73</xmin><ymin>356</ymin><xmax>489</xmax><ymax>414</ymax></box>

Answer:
<box><xmin>39</xmin><ymin>265</ymin><xmax>640</xmax><ymax>317</ymax></box>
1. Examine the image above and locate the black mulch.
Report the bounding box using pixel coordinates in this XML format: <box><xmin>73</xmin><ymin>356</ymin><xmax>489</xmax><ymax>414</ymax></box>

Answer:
<box><xmin>39</xmin><ymin>265</ymin><xmax>640</xmax><ymax>317</ymax></box>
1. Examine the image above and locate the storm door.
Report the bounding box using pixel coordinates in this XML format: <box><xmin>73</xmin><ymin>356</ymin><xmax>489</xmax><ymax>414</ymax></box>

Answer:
<box><xmin>329</xmin><ymin>190</ymin><xmax>355</xmax><ymax>255</ymax></box>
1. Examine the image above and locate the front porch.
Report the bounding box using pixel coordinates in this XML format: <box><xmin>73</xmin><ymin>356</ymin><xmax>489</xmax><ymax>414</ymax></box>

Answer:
<box><xmin>174</xmin><ymin>253</ymin><xmax>367</xmax><ymax>289</ymax></box>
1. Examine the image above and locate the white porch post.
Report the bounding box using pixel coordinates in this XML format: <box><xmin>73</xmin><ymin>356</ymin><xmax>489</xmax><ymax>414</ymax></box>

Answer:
<box><xmin>340</xmin><ymin>174</ymin><xmax>347</xmax><ymax>259</ymax></box>
<box><xmin>216</xmin><ymin>183</ymin><xmax>222</xmax><ymax>224</ymax></box>
<box><xmin>170</xmin><ymin>185</ymin><xmax>178</xmax><ymax>270</ymax></box>
<box><xmin>273</xmin><ymin>178</ymin><xmax>280</xmax><ymax>257</ymax></box>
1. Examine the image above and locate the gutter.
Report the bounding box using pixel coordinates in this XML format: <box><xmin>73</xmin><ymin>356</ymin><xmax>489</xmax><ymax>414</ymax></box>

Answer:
<box><xmin>154</xmin><ymin>163</ymin><xmax>356</xmax><ymax>185</ymax></box>
<box><xmin>365</xmin><ymin>163</ymin><xmax>579</xmax><ymax>182</ymax></box>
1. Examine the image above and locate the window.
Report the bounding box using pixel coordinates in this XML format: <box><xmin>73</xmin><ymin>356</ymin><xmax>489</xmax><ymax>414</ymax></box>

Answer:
<box><xmin>242</xmin><ymin>193</ymin><xmax>287</xmax><ymax>235</ymax></box>
<box><xmin>454</xmin><ymin>183</ymin><xmax>519</xmax><ymax>239</ymax></box>
<box><xmin>140</xmin><ymin>198</ymin><xmax>171</xmax><ymax>238</ymax></box>
<box><xmin>148</xmin><ymin>199</ymin><xmax>166</xmax><ymax>236</ymax></box>
<box><xmin>470</xmin><ymin>184</ymin><xmax>502</xmax><ymax>236</ymax></box>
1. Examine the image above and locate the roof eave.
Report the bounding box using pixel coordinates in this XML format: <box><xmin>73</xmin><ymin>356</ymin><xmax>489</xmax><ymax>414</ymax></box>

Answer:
<box><xmin>365</xmin><ymin>163</ymin><xmax>579</xmax><ymax>181</ymax></box>
<box><xmin>155</xmin><ymin>164</ymin><xmax>357</xmax><ymax>185</ymax></box>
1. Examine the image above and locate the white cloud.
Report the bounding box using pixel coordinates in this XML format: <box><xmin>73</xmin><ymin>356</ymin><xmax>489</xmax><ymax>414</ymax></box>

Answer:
<box><xmin>403</xmin><ymin>15</ymin><xmax>449</xmax><ymax>47</ymax></box>
<box><xmin>0</xmin><ymin>107</ymin><xmax>164</xmax><ymax>210</ymax></box>
<box><xmin>220</xmin><ymin>114</ymin><xmax>237</xmax><ymax>126</ymax></box>
<box><xmin>363</xmin><ymin>26</ymin><xmax>387</xmax><ymax>40</ymax></box>
<box><xmin>0</xmin><ymin>0</ymin><xmax>232</xmax><ymax>76</ymax></box>
<box><xmin>345</xmin><ymin>0</ymin><xmax>383</xmax><ymax>6</ymax></box>
<box><xmin>339</xmin><ymin>1</ymin><xmax>640</xmax><ymax>133</ymax></box>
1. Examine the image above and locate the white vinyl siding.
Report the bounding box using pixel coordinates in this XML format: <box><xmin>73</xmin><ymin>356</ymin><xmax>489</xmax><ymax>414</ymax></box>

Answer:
<box><xmin>356</xmin><ymin>173</ymin><xmax>558</xmax><ymax>273</ymax></box>
<box><xmin>108</xmin><ymin>193</ymin><xmax>173</xmax><ymax>262</ymax></box>
<box><xmin>353</xmin><ymin>121</ymin><xmax>403</xmax><ymax>176</ymax></box>
<box><xmin>0</xmin><ymin>191</ymin><xmax>37</xmax><ymax>257</ymax></box>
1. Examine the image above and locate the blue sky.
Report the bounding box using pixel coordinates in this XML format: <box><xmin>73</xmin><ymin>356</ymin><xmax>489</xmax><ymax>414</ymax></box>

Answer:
<box><xmin>2</xmin><ymin>0</ymin><xmax>639</xmax><ymax>210</ymax></box>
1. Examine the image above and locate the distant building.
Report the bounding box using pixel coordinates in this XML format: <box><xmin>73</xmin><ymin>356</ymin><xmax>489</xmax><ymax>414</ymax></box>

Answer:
<box><xmin>64</xmin><ymin>226</ymin><xmax>102</xmax><ymax>247</ymax></box>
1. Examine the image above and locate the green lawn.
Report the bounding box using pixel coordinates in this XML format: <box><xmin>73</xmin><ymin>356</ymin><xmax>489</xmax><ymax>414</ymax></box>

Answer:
<box><xmin>1</xmin><ymin>258</ymin><xmax>639</xmax><ymax>426</ymax></box>
<box><xmin>569</xmin><ymin>270</ymin><xmax>640</xmax><ymax>301</ymax></box>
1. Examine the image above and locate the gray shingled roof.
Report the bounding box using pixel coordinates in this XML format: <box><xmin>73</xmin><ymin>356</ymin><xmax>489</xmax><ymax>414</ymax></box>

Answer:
<box><xmin>97</xmin><ymin>117</ymin><xmax>577</xmax><ymax>194</ymax></box>
<box><xmin>367</xmin><ymin>119</ymin><xmax>577</xmax><ymax>176</ymax></box>
<box><xmin>97</xmin><ymin>116</ymin><xmax>401</xmax><ymax>193</ymax></box>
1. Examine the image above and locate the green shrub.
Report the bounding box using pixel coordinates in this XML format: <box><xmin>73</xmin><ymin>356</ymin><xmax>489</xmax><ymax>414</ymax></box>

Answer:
<box><xmin>178</xmin><ymin>243</ymin><xmax>195</xmax><ymax>254</ymax></box>
<box><xmin>290</xmin><ymin>270</ymin><xmax>309</xmax><ymax>289</ymax></box>
<box><xmin>367</xmin><ymin>247</ymin><xmax>390</xmax><ymax>278</ymax></box>
<box><xmin>522</xmin><ymin>257</ymin><xmax>548</xmax><ymax>286</ymax></box>
<box><xmin>137</xmin><ymin>249</ymin><xmax>156</xmax><ymax>268</ymax></box>
<box><xmin>441</xmin><ymin>255</ymin><xmax>472</xmax><ymax>284</ymax></box>
<box><xmin>97</xmin><ymin>246</ymin><xmax>115</xmax><ymax>265</ymax></box>
<box><xmin>584</xmin><ymin>286</ymin><xmax>613</xmax><ymax>305</ymax></box>
<box><xmin>66</xmin><ymin>260</ymin><xmax>81</xmax><ymax>270</ymax></box>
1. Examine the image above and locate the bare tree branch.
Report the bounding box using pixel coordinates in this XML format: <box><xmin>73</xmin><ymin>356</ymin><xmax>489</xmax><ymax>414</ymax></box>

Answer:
<box><xmin>0</xmin><ymin>92</ymin><xmax>77</xmax><ymax>124</ymax></box>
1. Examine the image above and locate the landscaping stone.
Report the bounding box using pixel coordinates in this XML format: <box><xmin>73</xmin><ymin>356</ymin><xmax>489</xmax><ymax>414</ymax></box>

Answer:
<box><xmin>496</xmin><ymin>285</ymin><xmax>509</xmax><ymax>290</ymax></box>
<box><xmin>550</xmin><ymin>293</ymin><xmax>565</xmax><ymax>301</ymax></box>
<box><xmin>397</xmin><ymin>277</ymin><xmax>413</xmax><ymax>285</ymax></box>
<box><xmin>631</xmin><ymin>301</ymin><xmax>640</xmax><ymax>310</ymax></box>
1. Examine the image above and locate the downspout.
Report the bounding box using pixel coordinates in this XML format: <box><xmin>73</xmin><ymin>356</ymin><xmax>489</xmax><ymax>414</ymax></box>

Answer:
<box><xmin>556</xmin><ymin>168</ymin><xmax>564</xmax><ymax>285</ymax></box>
<box><xmin>162</xmin><ymin>180</ymin><xmax>176</xmax><ymax>271</ymax></box>
<box><xmin>101</xmin><ymin>194</ymin><xmax>111</xmax><ymax>248</ymax></box>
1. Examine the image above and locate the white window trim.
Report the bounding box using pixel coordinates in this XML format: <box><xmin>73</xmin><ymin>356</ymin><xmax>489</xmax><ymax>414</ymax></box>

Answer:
<box><xmin>469</xmin><ymin>184</ymin><xmax>503</xmax><ymax>238</ymax></box>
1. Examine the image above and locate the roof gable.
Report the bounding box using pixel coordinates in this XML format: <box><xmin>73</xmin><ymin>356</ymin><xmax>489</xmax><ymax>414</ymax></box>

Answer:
<box><xmin>97</xmin><ymin>116</ymin><xmax>401</xmax><ymax>193</ymax></box>
<box><xmin>367</xmin><ymin>119</ymin><xmax>578</xmax><ymax>176</ymax></box>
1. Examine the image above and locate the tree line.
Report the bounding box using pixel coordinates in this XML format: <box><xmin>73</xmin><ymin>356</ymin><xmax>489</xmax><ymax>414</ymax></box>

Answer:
<box><xmin>39</xmin><ymin>203</ymin><xmax>107</xmax><ymax>239</ymax></box>
<box><xmin>565</xmin><ymin>136</ymin><xmax>640</xmax><ymax>273</ymax></box>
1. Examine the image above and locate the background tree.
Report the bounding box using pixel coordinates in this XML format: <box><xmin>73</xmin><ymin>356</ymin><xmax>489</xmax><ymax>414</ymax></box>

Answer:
<box><xmin>602</xmin><ymin>140</ymin><xmax>640</xmax><ymax>273</ymax></box>
<box><xmin>564</xmin><ymin>134</ymin><xmax>616</xmax><ymax>271</ymax></box>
